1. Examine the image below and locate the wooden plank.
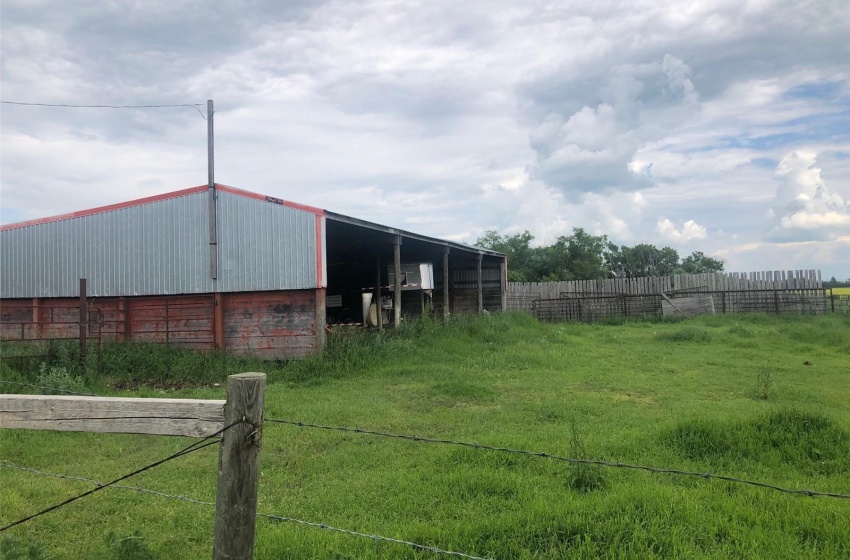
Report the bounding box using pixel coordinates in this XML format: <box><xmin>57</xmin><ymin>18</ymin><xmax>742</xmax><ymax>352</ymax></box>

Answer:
<box><xmin>659</xmin><ymin>292</ymin><xmax>684</xmax><ymax>315</ymax></box>
<box><xmin>0</xmin><ymin>394</ymin><xmax>225</xmax><ymax>437</ymax></box>
<box><xmin>662</xmin><ymin>296</ymin><xmax>715</xmax><ymax>317</ymax></box>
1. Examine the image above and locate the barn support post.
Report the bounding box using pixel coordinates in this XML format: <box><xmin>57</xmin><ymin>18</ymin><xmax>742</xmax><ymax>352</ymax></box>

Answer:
<box><xmin>500</xmin><ymin>259</ymin><xmax>507</xmax><ymax>312</ymax></box>
<box><xmin>214</xmin><ymin>293</ymin><xmax>225</xmax><ymax>351</ymax></box>
<box><xmin>443</xmin><ymin>247</ymin><xmax>450</xmax><ymax>323</ymax></box>
<box><xmin>119</xmin><ymin>297</ymin><xmax>130</xmax><ymax>342</ymax></box>
<box><xmin>212</xmin><ymin>372</ymin><xmax>266</xmax><ymax>560</ymax></box>
<box><xmin>315</xmin><ymin>288</ymin><xmax>326</xmax><ymax>354</ymax></box>
<box><xmin>32</xmin><ymin>298</ymin><xmax>41</xmax><ymax>338</ymax></box>
<box><xmin>393</xmin><ymin>236</ymin><xmax>402</xmax><ymax>328</ymax></box>
<box><xmin>79</xmin><ymin>279</ymin><xmax>88</xmax><ymax>363</ymax></box>
<box><xmin>476</xmin><ymin>253</ymin><xmax>483</xmax><ymax>314</ymax></box>
<box><xmin>375</xmin><ymin>253</ymin><xmax>383</xmax><ymax>331</ymax></box>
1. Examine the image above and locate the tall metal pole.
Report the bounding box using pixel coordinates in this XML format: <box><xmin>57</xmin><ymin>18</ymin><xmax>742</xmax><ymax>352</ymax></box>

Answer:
<box><xmin>208</xmin><ymin>100</ymin><xmax>218</xmax><ymax>279</ymax></box>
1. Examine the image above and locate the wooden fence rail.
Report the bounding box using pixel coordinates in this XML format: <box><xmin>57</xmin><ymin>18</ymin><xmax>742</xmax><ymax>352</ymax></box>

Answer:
<box><xmin>0</xmin><ymin>372</ymin><xmax>266</xmax><ymax>560</ymax></box>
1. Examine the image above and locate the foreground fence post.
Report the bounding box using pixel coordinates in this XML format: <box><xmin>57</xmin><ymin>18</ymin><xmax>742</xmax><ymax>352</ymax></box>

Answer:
<box><xmin>213</xmin><ymin>372</ymin><xmax>266</xmax><ymax>560</ymax></box>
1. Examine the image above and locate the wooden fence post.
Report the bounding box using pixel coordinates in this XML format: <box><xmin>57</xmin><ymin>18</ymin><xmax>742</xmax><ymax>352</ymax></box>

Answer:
<box><xmin>213</xmin><ymin>372</ymin><xmax>266</xmax><ymax>560</ymax></box>
<box><xmin>79</xmin><ymin>278</ymin><xmax>88</xmax><ymax>362</ymax></box>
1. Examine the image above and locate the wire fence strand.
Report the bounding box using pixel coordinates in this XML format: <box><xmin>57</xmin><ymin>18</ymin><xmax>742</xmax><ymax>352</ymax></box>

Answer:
<box><xmin>0</xmin><ymin>462</ymin><xmax>495</xmax><ymax>560</ymax></box>
<box><xmin>258</xmin><ymin>513</ymin><xmax>494</xmax><ymax>560</ymax></box>
<box><xmin>0</xmin><ymin>422</ymin><xmax>240</xmax><ymax>532</ymax></box>
<box><xmin>0</xmin><ymin>380</ymin><xmax>98</xmax><ymax>397</ymax></box>
<box><xmin>264</xmin><ymin>418</ymin><xmax>850</xmax><ymax>500</ymax></box>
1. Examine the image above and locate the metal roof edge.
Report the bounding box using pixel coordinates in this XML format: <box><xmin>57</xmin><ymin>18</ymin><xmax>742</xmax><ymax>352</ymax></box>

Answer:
<box><xmin>0</xmin><ymin>186</ymin><xmax>209</xmax><ymax>231</ymax></box>
<box><xmin>0</xmin><ymin>184</ymin><xmax>325</xmax><ymax>232</ymax></box>
<box><xmin>324</xmin><ymin>211</ymin><xmax>505</xmax><ymax>258</ymax></box>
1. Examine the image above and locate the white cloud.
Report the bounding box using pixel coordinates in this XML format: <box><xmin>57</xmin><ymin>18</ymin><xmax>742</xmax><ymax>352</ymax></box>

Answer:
<box><xmin>769</xmin><ymin>151</ymin><xmax>850</xmax><ymax>240</ymax></box>
<box><xmin>656</xmin><ymin>218</ymin><xmax>708</xmax><ymax>243</ymax></box>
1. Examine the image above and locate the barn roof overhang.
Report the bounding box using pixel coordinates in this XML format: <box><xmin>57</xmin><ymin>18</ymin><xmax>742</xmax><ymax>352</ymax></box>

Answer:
<box><xmin>324</xmin><ymin>211</ymin><xmax>504</xmax><ymax>260</ymax></box>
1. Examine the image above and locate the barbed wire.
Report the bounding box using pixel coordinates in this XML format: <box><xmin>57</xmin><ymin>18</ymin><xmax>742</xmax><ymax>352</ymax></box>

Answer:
<box><xmin>264</xmin><ymin>418</ymin><xmax>850</xmax><ymax>500</ymax></box>
<box><xmin>0</xmin><ymin>380</ymin><xmax>98</xmax><ymax>396</ymax></box>
<box><xmin>259</xmin><ymin>513</ymin><xmax>493</xmax><ymax>560</ymax></box>
<box><xmin>1</xmin><ymin>462</ymin><xmax>494</xmax><ymax>559</ymax></box>
<box><xmin>0</xmin><ymin>463</ymin><xmax>215</xmax><ymax>507</ymax></box>
<box><xmin>0</xmin><ymin>422</ymin><xmax>240</xmax><ymax>532</ymax></box>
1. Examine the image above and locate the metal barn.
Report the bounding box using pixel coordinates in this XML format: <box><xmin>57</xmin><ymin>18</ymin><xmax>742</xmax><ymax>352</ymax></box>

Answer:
<box><xmin>0</xmin><ymin>184</ymin><xmax>506</xmax><ymax>358</ymax></box>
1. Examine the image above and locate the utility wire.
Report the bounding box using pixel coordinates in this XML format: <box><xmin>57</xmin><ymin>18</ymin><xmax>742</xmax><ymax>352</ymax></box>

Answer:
<box><xmin>0</xmin><ymin>380</ymin><xmax>98</xmax><ymax>397</ymax></box>
<box><xmin>1</xmin><ymin>100</ymin><xmax>207</xmax><ymax>118</ymax></box>
<box><xmin>0</xmin><ymin>422</ymin><xmax>239</xmax><ymax>532</ymax></box>
<box><xmin>264</xmin><ymin>418</ymin><xmax>850</xmax><ymax>500</ymax></box>
<box><xmin>1</xmin><ymin>462</ymin><xmax>494</xmax><ymax>560</ymax></box>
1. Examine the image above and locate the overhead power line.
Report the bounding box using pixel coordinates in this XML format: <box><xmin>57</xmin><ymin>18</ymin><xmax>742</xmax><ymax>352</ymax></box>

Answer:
<box><xmin>1</xmin><ymin>100</ymin><xmax>207</xmax><ymax>118</ymax></box>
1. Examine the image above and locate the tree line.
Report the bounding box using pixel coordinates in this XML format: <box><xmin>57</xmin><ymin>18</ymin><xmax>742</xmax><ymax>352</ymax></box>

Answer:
<box><xmin>475</xmin><ymin>228</ymin><xmax>724</xmax><ymax>282</ymax></box>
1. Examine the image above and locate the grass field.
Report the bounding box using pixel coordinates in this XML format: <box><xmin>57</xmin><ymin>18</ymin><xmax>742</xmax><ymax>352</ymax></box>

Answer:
<box><xmin>2</xmin><ymin>313</ymin><xmax>849</xmax><ymax>559</ymax></box>
<box><xmin>830</xmin><ymin>287</ymin><xmax>850</xmax><ymax>295</ymax></box>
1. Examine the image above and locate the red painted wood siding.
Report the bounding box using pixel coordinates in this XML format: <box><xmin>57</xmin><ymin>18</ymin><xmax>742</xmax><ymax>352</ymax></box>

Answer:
<box><xmin>224</xmin><ymin>291</ymin><xmax>318</xmax><ymax>358</ymax></box>
<box><xmin>0</xmin><ymin>290</ymin><xmax>322</xmax><ymax>359</ymax></box>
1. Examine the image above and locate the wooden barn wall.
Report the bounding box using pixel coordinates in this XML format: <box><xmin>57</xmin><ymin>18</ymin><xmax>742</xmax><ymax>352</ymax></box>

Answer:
<box><xmin>450</xmin><ymin>265</ymin><xmax>503</xmax><ymax>314</ymax></box>
<box><xmin>223</xmin><ymin>290</ymin><xmax>319</xmax><ymax>358</ymax></box>
<box><xmin>0</xmin><ymin>290</ymin><xmax>322</xmax><ymax>359</ymax></box>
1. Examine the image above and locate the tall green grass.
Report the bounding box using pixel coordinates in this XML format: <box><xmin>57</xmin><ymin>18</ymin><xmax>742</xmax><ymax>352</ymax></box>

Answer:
<box><xmin>2</xmin><ymin>312</ymin><xmax>849</xmax><ymax>559</ymax></box>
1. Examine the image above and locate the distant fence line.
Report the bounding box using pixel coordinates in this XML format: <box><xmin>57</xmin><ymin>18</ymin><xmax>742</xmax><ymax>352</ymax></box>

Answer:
<box><xmin>506</xmin><ymin>270</ymin><xmax>840</xmax><ymax>322</ymax></box>
<box><xmin>530</xmin><ymin>289</ymin><xmax>830</xmax><ymax>323</ymax></box>
<box><xmin>508</xmin><ymin>270</ymin><xmax>822</xmax><ymax>305</ymax></box>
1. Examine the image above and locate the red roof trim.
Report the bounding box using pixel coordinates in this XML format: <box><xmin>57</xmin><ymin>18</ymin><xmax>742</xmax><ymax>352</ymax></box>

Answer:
<box><xmin>315</xmin><ymin>215</ymin><xmax>324</xmax><ymax>288</ymax></box>
<box><xmin>1</xmin><ymin>183</ymin><xmax>325</xmax><ymax>231</ymax></box>
<box><xmin>0</xmin><ymin>186</ymin><xmax>208</xmax><ymax>231</ymax></box>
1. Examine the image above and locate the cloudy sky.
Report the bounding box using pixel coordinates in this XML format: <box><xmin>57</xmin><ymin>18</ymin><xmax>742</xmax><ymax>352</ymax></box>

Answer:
<box><xmin>2</xmin><ymin>0</ymin><xmax>849</xmax><ymax>279</ymax></box>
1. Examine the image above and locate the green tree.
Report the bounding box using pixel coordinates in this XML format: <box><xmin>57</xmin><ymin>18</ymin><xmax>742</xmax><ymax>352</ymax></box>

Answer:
<box><xmin>681</xmin><ymin>251</ymin><xmax>724</xmax><ymax>273</ymax></box>
<box><xmin>535</xmin><ymin>228</ymin><xmax>610</xmax><ymax>281</ymax></box>
<box><xmin>608</xmin><ymin>244</ymin><xmax>680</xmax><ymax>278</ymax></box>
<box><xmin>475</xmin><ymin>230</ymin><xmax>537</xmax><ymax>281</ymax></box>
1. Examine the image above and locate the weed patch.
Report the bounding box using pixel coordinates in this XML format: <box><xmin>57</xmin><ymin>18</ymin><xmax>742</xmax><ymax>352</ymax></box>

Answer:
<box><xmin>664</xmin><ymin>409</ymin><xmax>850</xmax><ymax>474</ymax></box>
<box><xmin>426</xmin><ymin>381</ymin><xmax>497</xmax><ymax>405</ymax></box>
<box><xmin>656</xmin><ymin>326</ymin><xmax>712</xmax><ymax>343</ymax></box>
<box><xmin>566</xmin><ymin>419</ymin><xmax>607</xmax><ymax>493</ymax></box>
<box><xmin>756</xmin><ymin>368</ymin><xmax>775</xmax><ymax>400</ymax></box>
<box><xmin>728</xmin><ymin>324</ymin><xmax>754</xmax><ymax>338</ymax></box>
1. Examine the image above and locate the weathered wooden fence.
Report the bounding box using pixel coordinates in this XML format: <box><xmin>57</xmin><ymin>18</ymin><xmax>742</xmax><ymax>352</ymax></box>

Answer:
<box><xmin>509</xmin><ymin>269</ymin><xmax>822</xmax><ymax>307</ymax></box>
<box><xmin>510</xmin><ymin>270</ymin><xmax>828</xmax><ymax>322</ymax></box>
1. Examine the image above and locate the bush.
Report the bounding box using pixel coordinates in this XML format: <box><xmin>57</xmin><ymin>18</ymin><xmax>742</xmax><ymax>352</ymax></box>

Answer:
<box><xmin>35</xmin><ymin>363</ymin><xmax>88</xmax><ymax>395</ymax></box>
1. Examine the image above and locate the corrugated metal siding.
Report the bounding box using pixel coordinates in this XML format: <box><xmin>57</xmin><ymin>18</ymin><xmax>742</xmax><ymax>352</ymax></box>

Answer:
<box><xmin>216</xmin><ymin>191</ymin><xmax>317</xmax><ymax>292</ymax></box>
<box><xmin>1</xmin><ymin>190</ymin><xmax>320</xmax><ymax>298</ymax></box>
<box><xmin>1</xmin><ymin>192</ymin><xmax>213</xmax><ymax>298</ymax></box>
